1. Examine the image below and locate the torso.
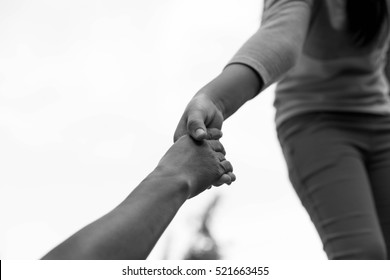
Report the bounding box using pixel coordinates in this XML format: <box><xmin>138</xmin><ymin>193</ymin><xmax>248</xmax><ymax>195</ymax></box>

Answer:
<box><xmin>274</xmin><ymin>0</ymin><xmax>390</xmax><ymax>127</ymax></box>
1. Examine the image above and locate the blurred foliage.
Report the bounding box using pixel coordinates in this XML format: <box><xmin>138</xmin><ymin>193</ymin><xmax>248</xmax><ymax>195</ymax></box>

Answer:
<box><xmin>183</xmin><ymin>195</ymin><xmax>221</xmax><ymax>260</ymax></box>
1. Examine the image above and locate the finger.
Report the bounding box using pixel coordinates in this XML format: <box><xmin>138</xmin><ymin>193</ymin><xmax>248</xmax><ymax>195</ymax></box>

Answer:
<box><xmin>220</xmin><ymin>160</ymin><xmax>233</xmax><ymax>173</ymax></box>
<box><xmin>204</xmin><ymin>128</ymin><xmax>223</xmax><ymax>140</ymax></box>
<box><xmin>208</xmin><ymin>140</ymin><xmax>226</xmax><ymax>155</ymax></box>
<box><xmin>213</xmin><ymin>174</ymin><xmax>232</xmax><ymax>187</ymax></box>
<box><xmin>227</xmin><ymin>172</ymin><xmax>236</xmax><ymax>182</ymax></box>
<box><xmin>216</xmin><ymin>152</ymin><xmax>226</xmax><ymax>162</ymax></box>
<box><xmin>187</xmin><ymin>111</ymin><xmax>207</xmax><ymax>141</ymax></box>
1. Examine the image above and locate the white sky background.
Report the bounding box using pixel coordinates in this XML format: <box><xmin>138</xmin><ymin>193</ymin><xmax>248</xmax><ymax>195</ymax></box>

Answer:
<box><xmin>0</xmin><ymin>0</ymin><xmax>325</xmax><ymax>259</ymax></box>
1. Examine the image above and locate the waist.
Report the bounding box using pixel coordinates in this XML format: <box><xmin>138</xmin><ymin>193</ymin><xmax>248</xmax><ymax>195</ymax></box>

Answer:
<box><xmin>277</xmin><ymin>111</ymin><xmax>390</xmax><ymax>143</ymax></box>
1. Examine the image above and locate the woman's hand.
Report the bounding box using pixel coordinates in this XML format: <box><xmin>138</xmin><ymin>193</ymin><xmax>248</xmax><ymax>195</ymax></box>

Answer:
<box><xmin>173</xmin><ymin>94</ymin><xmax>225</xmax><ymax>142</ymax></box>
<box><xmin>173</xmin><ymin>64</ymin><xmax>262</xmax><ymax>187</ymax></box>
<box><xmin>174</xmin><ymin>64</ymin><xmax>261</xmax><ymax>143</ymax></box>
<box><xmin>173</xmin><ymin>95</ymin><xmax>232</xmax><ymax>187</ymax></box>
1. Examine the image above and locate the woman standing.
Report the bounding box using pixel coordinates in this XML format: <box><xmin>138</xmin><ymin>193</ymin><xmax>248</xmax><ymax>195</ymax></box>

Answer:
<box><xmin>174</xmin><ymin>0</ymin><xmax>390</xmax><ymax>259</ymax></box>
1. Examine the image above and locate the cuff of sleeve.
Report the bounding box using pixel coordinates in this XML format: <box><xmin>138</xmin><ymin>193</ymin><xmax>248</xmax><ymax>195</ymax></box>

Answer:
<box><xmin>225</xmin><ymin>56</ymin><xmax>272</xmax><ymax>91</ymax></box>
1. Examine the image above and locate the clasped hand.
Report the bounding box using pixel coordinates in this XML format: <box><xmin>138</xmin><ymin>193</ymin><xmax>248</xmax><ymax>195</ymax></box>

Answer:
<box><xmin>157</xmin><ymin>128</ymin><xmax>235</xmax><ymax>199</ymax></box>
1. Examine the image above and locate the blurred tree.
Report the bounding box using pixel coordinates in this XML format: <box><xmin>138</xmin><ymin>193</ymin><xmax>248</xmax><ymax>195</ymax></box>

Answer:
<box><xmin>183</xmin><ymin>195</ymin><xmax>221</xmax><ymax>260</ymax></box>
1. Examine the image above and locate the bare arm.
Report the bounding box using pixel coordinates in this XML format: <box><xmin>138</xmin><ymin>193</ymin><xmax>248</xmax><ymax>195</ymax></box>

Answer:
<box><xmin>42</xmin><ymin>133</ymin><xmax>234</xmax><ymax>260</ymax></box>
<box><xmin>41</xmin><ymin>172</ymin><xmax>189</xmax><ymax>260</ymax></box>
<box><xmin>174</xmin><ymin>0</ymin><xmax>313</xmax><ymax>141</ymax></box>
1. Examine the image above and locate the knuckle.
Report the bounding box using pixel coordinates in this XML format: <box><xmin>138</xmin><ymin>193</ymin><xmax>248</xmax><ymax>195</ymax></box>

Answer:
<box><xmin>208</xmin><ymin>140</ymin><xmax>217</xmax><ymax>150</ymax></box>
<box><xmin>218</xmin><ymin>152</ymin><xmax>226</xmax><ymax>161</ymax></box>
<box><xmin>224</xmin><ymin>161</ymin><xmax>233</xmax><ymax>172</ymax></box>
<box><xmin>207</xmin><ymin>128</ymin><xmax>222</xmax><ymax>140</ymax></box>
<box><xmin>218</xmin><ymin>163</ymin><xmax>227</xmax><ymax>174</ymax></box>
<box><xmin>187</xmin><ymin>119</ymin><xmax>198</xmax><ymax>130</ymax></box>
<box><xmin>220</xmin><ymin>144</ymin><xmax>226</xmax><ymax>155</ymax></box>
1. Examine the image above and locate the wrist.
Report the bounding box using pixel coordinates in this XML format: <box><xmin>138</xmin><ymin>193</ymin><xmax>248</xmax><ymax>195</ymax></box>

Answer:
<box><xmin>147</xmin><ymin>166</ymin><xmax>191</xmax><ymax>199</ymax></box>
<box><xmin>192</xmin><ymin>92</ymin><xmax>226</xmax><ymax>119</ymax></box>
<box><xmin>196</xmin><ymin>63</ymin><xmax>262</xmax><ymax>119</ymax></box>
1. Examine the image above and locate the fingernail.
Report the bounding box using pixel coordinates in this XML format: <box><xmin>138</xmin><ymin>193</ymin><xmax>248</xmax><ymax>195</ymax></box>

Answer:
<box><xmin>195</xmin><ymin>128</ymin><xmax>205</xmax><ymax>138</ymax></box>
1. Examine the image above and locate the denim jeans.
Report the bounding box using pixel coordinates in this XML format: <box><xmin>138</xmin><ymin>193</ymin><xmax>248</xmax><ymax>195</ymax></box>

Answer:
<box><xmin>277</xmin><ymin>112</ymin><xmax>390</xmax><ymax>259</ymax></box>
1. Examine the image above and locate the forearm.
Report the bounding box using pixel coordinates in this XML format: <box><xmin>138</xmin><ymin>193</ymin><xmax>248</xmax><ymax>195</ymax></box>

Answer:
<box><xmin>196</xmin><ymin>1</ymin><xmax>311</xmax><ymax>120</ymax></box>
<box><xmin>42</xmin><ymin>170</ymin><xmax>189</xmax><ymax>260</ymax></box>
<box><xmin>196</xmin><ymin>63</ymin><xmax>263</xmax><ymax>120</ymax></box>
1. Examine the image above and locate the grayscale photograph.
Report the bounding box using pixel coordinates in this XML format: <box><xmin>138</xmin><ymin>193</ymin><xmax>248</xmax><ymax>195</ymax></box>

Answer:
<box><xmin>0</xmin><ymin>0</ymin><xmax>389</xmax><ymax>261</ymax></box>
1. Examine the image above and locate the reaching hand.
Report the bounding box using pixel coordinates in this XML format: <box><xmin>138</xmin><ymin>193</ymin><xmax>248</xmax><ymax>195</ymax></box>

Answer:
<box><xmin>174</xmin><ymin>95</ymin><xmax>224</xmax><ymax>142</ymax></box>
<box><xmin>158</xmin><ymin>130</ymin><xmax>235</xmax><ymax>198</ymax></box>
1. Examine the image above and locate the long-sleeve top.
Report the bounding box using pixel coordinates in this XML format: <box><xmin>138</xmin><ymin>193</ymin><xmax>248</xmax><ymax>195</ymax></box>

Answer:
<box><xmin>227</xmin><ymin>0</ymin><xmax>390</xmax><ymax>127</ymax></box>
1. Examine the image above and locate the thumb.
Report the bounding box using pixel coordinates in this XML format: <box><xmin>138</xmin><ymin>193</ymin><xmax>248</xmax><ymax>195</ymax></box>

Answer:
<box><xmin>187</xmin><ymin>111</ymin><xmax>207</xmax><ymax>141</ymax></box>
